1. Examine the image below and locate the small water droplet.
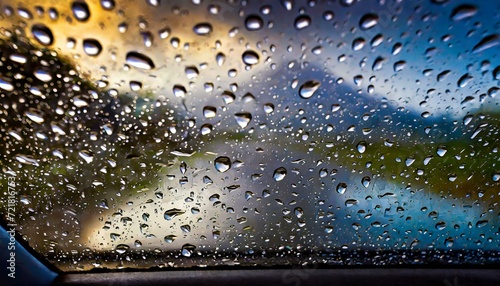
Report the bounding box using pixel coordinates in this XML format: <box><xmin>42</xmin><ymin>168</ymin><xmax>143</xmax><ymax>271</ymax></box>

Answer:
<box><xmin>100</xmin><ymin>0</ymin><xmax>115</xmax><ymax>10</ymax></box>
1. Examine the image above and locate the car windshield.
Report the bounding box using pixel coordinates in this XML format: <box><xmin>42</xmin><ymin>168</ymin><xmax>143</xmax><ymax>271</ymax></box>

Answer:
<box><xmin>0</xmin><ymin>0</ymin><xmax>499</xmax><ymax>271</ymax></box>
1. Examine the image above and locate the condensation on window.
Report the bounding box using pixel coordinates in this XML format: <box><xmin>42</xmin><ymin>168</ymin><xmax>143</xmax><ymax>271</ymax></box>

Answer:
<box><xmin>0</xmin><ymin>0</ymin><xmax>499</xmax><ymax>271</ymax></box>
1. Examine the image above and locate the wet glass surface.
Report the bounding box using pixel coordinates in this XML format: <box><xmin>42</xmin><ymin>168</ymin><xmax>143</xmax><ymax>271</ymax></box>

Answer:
<box><xmin>0</xmin><ymin>0</ymin><xmax>499</xmax><ymax>271</ymax></box>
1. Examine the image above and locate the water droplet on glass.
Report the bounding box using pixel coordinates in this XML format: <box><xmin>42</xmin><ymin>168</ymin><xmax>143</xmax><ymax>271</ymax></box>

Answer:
<box><xmin>185</xmin><ymin>66</ymin><xmax>199</xmax><ymax>79</ymax></box>
<box><xmin>450</xmin><ymin>4</ymin><xmax>477</xmax><ymax>21</ymax></box>
<box><xmin>472</xmin><ymin>34</ymin><xmax>500</xmax><ymax>53</ymax></box>
<box><xmin>126</xmin><ymin>52</ymin><xmax>155</xmax><ymax>69</ymax></box>
<box><xmin>164</xmin><ymin>208</ymin><xmax>185</xmax><ymax>220</ymax></box>
<box><xmin>164</xmin><ymin>235</ymin><xmax>176</xmax><ymax>243</ymax></box>
<box><xmin>130</xmin><ymin>81</ymin><xmax>142</xmax><ymax>91</ymax></box>
<box><xmin>83</xmin><ymin>39</ymin><xmax>102</xmax><ymax>56</ymax></box>
<box><xmin>361</xmin><ymin>176</ymin><xmax>371</xmax><ymax>188</ymax></box>
<box><xmin>294</xmin><ymin>207</ymin><xmax>304</xmax><ymax>218</ymax></box>
<box><xmin>345</xmin><ymin>199</ymin><xmax>358</xmax><ymax>207</ymax></box>
<box><xmin>146</xmin><ymin>0</ymin><xmax>160</xmax><ymax>6</ymax></box>
<box><xmin>214</xmin><ymin>156</ymin><xmax>231</xmax><ymax>173</ymax></box>
<box><xmin>242</xmin><ymin>50</ymin><xmax>260</xmax><ymax>65</ymax></box>
<box><xmin>352</xmin><ymin>37</ymin><xmax>365</xmax><ymax>51</ymax></box>
<box><xmin>357</xmin><ymin>141</ymin><xmax>367</xmax><ymax>153</ymax></box>
<box><xmin>32</xmin><ymin>70</ymin><xmax>52</xmax><ymax>84</ymax></box>
<box><xmin>100</xmin><ymin>0</ymin><xmax>115</xmax><ymax>10</ymax></box>
<box><xmin>216</xmin><ymin>52</ymin><xmax>226</xmax><ymax>66</ymax></box>
<box><xmin>0</xmin><ymin>78</ymin><xmax>14</xmax><ymax>91</ymax></box>
<box><xmin>115</xmin><ymin>244</ymin><xmax>130</xmax><ymax>254</ymax></box>
<box><xmin>336</xmin><ymin>182</ymin><xmax>347</xmax><ymax>194</ymax></box>
<box><xmin>173</xmin><ymin>85</ymin><xmax>187</xmax><ymax>97</ymax></box>
<box><xmin>299</xmin><ymin>80</ymin><xmax>320</xmax><ymax>99</ymax></box>
<box><xmin>436</xmin><ymin>145</ymin><xmax>447</xmax><ymax>157</ymax></box>
<box><xmin>245</xmin><ymin>15</ymin><xmax>264</xmax><ymax>31</ymax></box>
<box><xmin>234</xmin><ymin>112</ymin><xmax>252</xmax><ymax>128</ymax></box>
<box><xmin>294</xmin><ymin>15</ymin><xmax>311</xmax><ymax>30</ymax></box>
<box><xmin>25</xmin><ymin>109</ymin><xmax>45</xmax><ymax>123</ymax></box>
<box><xmin>193</xmin><ymin>23</ymin><xmax>212</xmax><ymax>36</ymax></box>
<box><xmin>78</xmin><ymin>150</ymin><xmax>94</xmax><ymax>163</ymax></box>
<box><xmin>281</xmin><ymin>0</ymin><xmax>294</xmax><ymax>10</ymax></box>
<box><xmin>32</xmin><ymin>24</ymin><xmax>54</xmax><ymax>46</ymax></box>
<box><xmin>72</xmin><ymin>1</ymin><xmax>90</xmax><ymax>22</ymax></box>
<box><xmin>273</xmin><ymin>167</ymin><xmax>287</xmax><ymax>181</ymax></box>
<box><xmin>181</xmin><ymin>244</ymin><xmax>196</xmax><ymax>257</ymax></box>
<box><xmin>203</xmin><ymin>106</ymin><xmax>217</xmax><ymax>118</ymax></box>
<box><xmin>359</xmin><ymin>13</ymin><xmax>379</xmax><ymax>30</ymax></box>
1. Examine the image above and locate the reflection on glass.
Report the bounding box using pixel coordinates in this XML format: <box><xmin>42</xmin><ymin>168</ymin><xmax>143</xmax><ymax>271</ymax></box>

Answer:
<box><xmin>0</xmin><ymin>0</ymin><xmax>499</xmax><ymax>271</ymax></box>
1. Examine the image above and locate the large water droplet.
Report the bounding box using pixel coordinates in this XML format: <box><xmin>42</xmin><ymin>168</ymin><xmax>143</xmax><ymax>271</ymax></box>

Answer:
<box><xmin>232</xmin><ymin>112</ymin><xmax>252</xmax><ymax>128</ymax></box>
<box><xmin>25</xmin><ymin>109</ymin><xmax>45</xmax><ymax>123</ymax></box>
<box><xmin>173</xmin><ymin>85</ymin><xmax>186</xmax><ymax>97</ymax></box>
<box><xmin>361</xmin><ymin>176</ymin><xmax>371</xmax><ymax>188</ymax></box>
<box><xmin>193</xmin><ymin>23</ymin><xmax>212</xmax><ymax>36</ymax></box>
<box><xmin>115</xmin><ymin>244</ymin><xmax>130</xmax><ymax>254</ymax></box>
<box><xmin>0</xmin><ymin>78</ymin><xmax>14</xmax><ymax>91</ymax></box>
<box><xmin>245</xmin><ymin>15</ymin><xmax>264</xmax><ymax>31</ymax></box>
<box><xmin>299</xmin><ymin>80</ymin><xmax>321</xmax><ymax>99</ymax></box>
<box><xmin>181</xmin><ymin>244</ymin><xmax>196</xmax><ymax>257</ymax></box>
<box><xmin>214</xmin><ymin>156</ymin><xmax>231</xmax><ymax>173</ymax></box>
<box><xmin>34</xmin><ymin>69</ymin><xmax>52</xmax><ymax>82</ymax></box>
<box><xmin>336</xmin><ymin>182</ymin><xmax>347</xmax><ymax>194</ymax></box>
<box><xmin>450</xmin><ymin>4</ymin><xmax>477</xmax><ymax>21</ymax></box>
<box><xmin>78</xmin><ymin>150</ymin><xmax>94</xmax><ymax>163</ymax></box>
<box><xmin>32</xmin><ymin>24</ymin><xmax>54</xmax><ymax>46</ymax></box>
<box><xmin>357</xmin><ymin>141</ymin><xmax>367</xmax><ymax>153</ymax></box>
<box><xmin>472</xmin><ymin>34</ymin><xmax>500</xmax><ymax>53</ymax></box>
<box><xmin>83</xmin><ymin>39</ymin><xmax>102</xmax><ymax>56</ymax></box>
<box><xmin>294</xmin><ymin>15</ymin><xmax>311</xmax><ymax>30</ymax></box>
<box><xmin>203</xmin><ymin>106</ymin><xmax>216</xmax><ymax>118</ymax></box>
<box><xmin>72</xmin><ymin>1</ymin><xmax>90</xmax><ymax>22</ymax></box>
<box><xmin>273</xmin><ymin>167</ymin><xmax>287</xmax><ymax>181</ymax></box>
<box><xmin>242</xmin><ymin>50</ymin><xmax>260</xmax><ymax>65</ymax></box>
<box><xmin>126</xmin><ymin>52</ymin><xmax>155</xmax><ymax>69</ymax></box>
<box><xmin>359</xmin><ymin>13</ymin><xmax>379</xmax><ymax>30</ymax></box>
<box><xmin>164</xmin><ymin>208</ymin><xmax>185</xmax><ymax>220</ymax></box>
<box><xmin>164</xmin><ymin>235</ymin><xmax>176</xmax><ymax>243</ymax></box>
<box><xmin>281</xmin><ymin>0</ymin><xmax>294</xmax><ymax>10</ymax></box>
